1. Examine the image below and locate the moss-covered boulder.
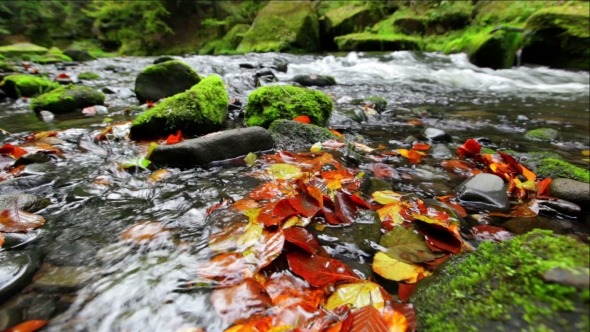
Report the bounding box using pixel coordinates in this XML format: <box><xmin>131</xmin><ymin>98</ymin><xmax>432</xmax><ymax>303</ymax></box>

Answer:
<box><xmin>411</xmin><ymin>230</ymin><xmax>589</xmax><ymax>332</ymax></box>
<box><xmin>244</xmin><ymin>86</ymin><xmax>333</xmax><ymax>128</ymax></box>
<box><xmin>31</xmin><ymin>47</ymin><xmax>73</xmax><ymax>64</ymax></box>
<box><xmin>320</xmin><ymin>5</ymin><xmax>382</xmax><ymax>50</ymax></box>
<box><xmin>444</xmin><ymin>28</ymin><xmax>521</xmax><ymax>69</ymax></box>
<box><xmin>130</xmin><ymin>75</ymin><xmax>228</xmax><ymax>139</ymax></box>
<box><xmin>268</xmin><ymin>119</ymin><xmax>343</xmax><ymax>151</ymax></box>
<box><xmin>0</xmin><ymin>61</ymin><xmax>16</xmax><ymax>73</ymax></box>
<box><xmin>335</xmin><ymin>33</ymin><xmax>421</xmax><ymax>52</ymax></box>
<box><xmin>30</xmin><ymin>85</ymin><xmax>105</xmax><ymax>114</ymax></box>
<box><xmin>78</xmin><ymin>72</ymin><xmax>101</xmax><ymax>80</ymax></box>
<box><xmin>0</xmin><ymin>43</ymin><xmax>48</xmax><ymax>58</ymax></box>
<box><xmin>63</xmin><ymin>49</ymin><xmax>96</xmax><ymax>62</ymax></box>
<box><xmin>134</xmin><ymin>60</ymin><xmax>201</xmax><ymax>104</ymax></box>
<box><xmin>0</xmin><ymin>75</ymin><xmax>60</xmax><ymax>99</ymax></box>
<box><xmin>536</xmin><ymin>158</ymin><xmax>589</xmax><ymax>183</ymax></box>
<box><xmin>237</xmin><ymin>1</ymin><xmax>319</xmax><ymax>53</ymax></box>
<box><xmin>214</xmin><ymin>24</ymin><xmax>251</xmax><ymax>55</ymax></box>
<box><xmin>153</xmin><ymin>56</ymin><xmax>175</xmax><ymax>64</ymax></box>
<box><xmin>521</xmin><ymin>6</ymin><xmax>589</xmax><ymax>71</ymax></box>
<box><xmin>524</xmin><ymin>128</ymin><xmax>560</xmax><ymax>141</ymax></box>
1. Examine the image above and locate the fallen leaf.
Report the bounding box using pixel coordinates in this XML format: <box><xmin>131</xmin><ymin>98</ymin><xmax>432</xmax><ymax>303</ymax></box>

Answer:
<box><xmin>3</xmin><ymin>320</ymin><xmax>47</xmax><ymax>332</ymax></box>
<box><xmin>287</xmin><ymin>252</ymin><xmax>359</xmax><ymax>287</ymax></box>
<box><xmin>330</xmin><ymin>129</ymin><xmax>344</xmax><ymax>137</ymax></box>
<box><xmin>244</xmin><ymin>152</ymin><xmax>257</xmax><ymax>166</ymax></box>
<box><xmin>293</xmin><ymin>115</ymin><xmax>311</xmax><ymax>124</ymax></box>
<box><xmin>325</xmin><ymin>281</ymin><xmax>385</xmax><ymax>311</ymax></box>
<box><xmin>470</xmin><ymin>225</ymin><xmax>513</xmax><ymax>243</ymax></box>
<box><xmin>147</xmin><ymin>169</ymin><xmax>171</xmax><ymax>183</ymax></box>
<box><xmin>197</xmin><ymin>252</ymin><xmax>254</xmax><ymax>284</ymax></box>
<box><xmin>121</xmin><ymin>157</ymin><xmax>151</xmax><ymax>169</ymax></box>
<box><xmin>412</xmin><ymin>142</ymin><xmax>430</xmax><ymax>151</ymax></box>
<box><xmin>422</xmin><ymin>224</ymin><xmax>463</xmax><ymax>254</ymax></box>
<box><xmin>0</xmin><ymin>206</ymin><xmax>45</xmax><ymax>233</ymax></box>
<box><xmin>354</xmin><ymin>142</ymin><xmax>375</xmax><ymax>153</ymax></box>
<box><xmin>166</xmin><ymin>130</ymin><xmax>184</xmax><ymax>144</ymax></box>
<box><xmin>397</xmin><ymin>149</ymin><xmax>421</xmax><ymax>163</ymax></box>
<box><xmin>457</xmin><ymin>139</ymin><xmax>481</xmax><ymax>157</ymax></box>
<box><xmin>334</xmin><ymin>190</ymin><xmax>357</xmax><ymax>225</ymax></box>
<box><xmin>121</xmin><ymin>221</ymin><xmax>168</xmax><ymax>243</ymax></box>
<box><xmin>210</xmin><ymin>278</ymin><xmax>272</xmax><ymax>324</ymax></box>
<box><xmin>371</xmin><ymin>191</ymin><xmax>402</xmax><ymax>205</ymax></box>
<box><xmin>383</xmin><ymin>306</ymin><xmax>409</xmax><ymax>332</ymax></box>
<box><xmin>322</xmin><ymin>139</ymin><xmax>346</xmax><ymax>149</ymax></box>
<box><xmin>233</xmin><ymin>199</ymin><xmax>260</xmax><ymax>212</ymax></box>
<box><xmin>397</xmin><ymin>282</ymin><xmax>417</xmax><ymax>303</ymax></box>
<box><xmin>268</xmin><ymin>164</ymin><xmax>303</xmax><ymax>180</ymax></box>
<box><xmin>368</xmin><ymin>163</ymin><xmax>398</xmax><ymax>179</ymax></box>
<box><xmin>0</xmin><ymin>143</ymin><xmax>28</xmax><ymax>159</ymax></box>
<box><xmin>380</xmin><ymin>226</ymin><xmax>442</xmax><ymax>264</ymax></box>
<box><xmin>249</xmin><ymin>182</ymin><xmax>283</xmax><ymax>201</ymax></box>
<box><xmin>283</xmin><ymin>227</ymin><xmax>321</xmax><ymax>254</ymax></box>
<box><xmin>349</xmin><ymin>305</ymin><xmax>388</xmax><ymax>332</ymax></box>
<box><xmin>56</xmin><ymin>73</ymin><xmax>70</xmax><ymax>79</ymax></box>
<box><xmin>582</xmin><ymin>150</ymin><xmax>590</xmax><ymax>156</ymax></box>
<box><xmin>376</xmin><ymin>202</ymin><xmax>405</xmax><ymax>225</ymax></box>
<box><xmin>263</xmin><ymin>271</ymin><xmax>324</xmax><ymax>308</ymax></box>
<box><xmin>289</xmin><ymin>193</ymin><xmax>320</xmax><ymax>218</ymax></box>
<box><xmin>536</xmin><ymin>178</ymin><xmax>552</xmax><ymax>196</ymax></box>
<box><xmin>372</xmin><ymin>252</ymin><xmax>429</xmax><ymax>283</ymax></box>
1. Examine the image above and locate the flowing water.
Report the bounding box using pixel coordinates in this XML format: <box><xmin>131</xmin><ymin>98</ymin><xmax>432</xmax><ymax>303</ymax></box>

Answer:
<box><xmin>0</xmin><ymin>52</ymin><xmax>589</xmax><ymax>332</ymax></box>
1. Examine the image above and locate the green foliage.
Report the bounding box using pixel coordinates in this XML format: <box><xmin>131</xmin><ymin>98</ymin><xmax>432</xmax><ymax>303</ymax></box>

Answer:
<box><xmin>78</xmin><ymin>72</ymin><xmax>101</xmax><ymax>80</ymax></box>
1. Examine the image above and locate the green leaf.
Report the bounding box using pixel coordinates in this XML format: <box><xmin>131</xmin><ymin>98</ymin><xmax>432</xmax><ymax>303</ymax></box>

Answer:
<box><xmin>122</xmin><ymin>157</ymin><xmax>151</xmax><ymax>169</ymax></box>
<box><xmin>244</xmin><ymin>152</ymin><xmax>257</xmax><ymax>166</ymax></box>
<box><xmin>268</xmin><ymin>164</ymin><xmax>302</xmax><ymax>180</ymax></box>
<box><xmin>146</xmin><ymin>142</ymin><xmax>159</xmax><ymax>160</ymax></box>
<box><xmin>103</xmin><ymin>117</ymin><xmax>114</xmax><ymax>123</ymax></box>
<box><xmin>379</xmin><ymin>226</ymin><xmax>443</xmax><ymax>264</ymax></box>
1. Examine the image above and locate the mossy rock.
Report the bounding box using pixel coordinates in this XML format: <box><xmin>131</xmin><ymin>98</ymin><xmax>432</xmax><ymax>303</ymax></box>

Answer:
<box><xmin>78</xmin><ymin>72</ymin><xmax>101</xmax><ymax>80</ymax></box>
<box><xmin>134</xmin><ymin>60</ymin><xmax>201</xmax><ymax>104</ymax></box>
<box><xmin>244</xmin><ymin>85</ymin><xmax>333</xmax><ymax>128</ymax></box>
<box><xmin>0</xmin><ymin>75</ymin><xmax>61</xmax><ymax>99</ymax></box>
<box><xmin>0</xmin><ymin>54</ymin><xmax>4</xmax><ymax>61</ymax></box>
<box><xmin>444</xmin><ymin>27</ymin><xmax>521</xmax><ymax>69</ymax></box>
<box><xmin>130</xmin><ymin>75</ymin><xmax>228</xmax><ymax>139</ymax></box>
<box><xmin>153</xmin><ymin>56</ymin><xmax>175</xmax><ymax>65</ymax></box>
<box><xmin>536</xmin><ymin>158</ymin><xmax>590</xmax><ymax>183</ymax></box>
<box><xmin>393</xmin><ymin>16</ymin><xmax>429</xmax><ymax>35</ymax></box>
<box><xmin>524</xmin><ymin>128</ymin><xmax>560</xmax><ymax>142</ymax></box>
<box><xmin>321</xmin><ymin>5</ymin><xmax>382</xmax><ymax>50</ymax></box>
<box><xmin>268</xmin><ymin>119</ymin><xmax>344</xmax><ymax>151</ymax></box>
<box><xmin>0</xmin><ymin>43</ymin><xmax>48</xmax><ymax>58</ymax></box>
<box><xmin>63</xmin><ymin>50</ymin><xmax>96</xmax><ymax>62</ymax></box>
<box><xmin>29</xmin><ymin>47</ymin><xmax>73</xmax><ymax>64</ymax></box>
<box><xmin>214</xmin><ymin>24</ymin><xmax>251</xmax><ymax>55</ymax></box>
<box><xmin>411</xmin><ymin>230</ymin><xmax>590</xmax><ymax>332</ymax></box>
<box><xmin>521</xmin><ymin>6</ymin><xmax>590</xmax><ymax>71</ymax></box>
<box><xmin>0</xmin><ymin>61</ymin><xmax>16</xmax><ymax>73</ymax></box>
<box><xmin>237</xmin><ymin>1</ymin><xmax>319</xmax><ymax>53</ymax></box>
<box><xmin>351</xmin><ymin>96</ymin><xmax>387</xmax><ymax>113</ymax></box>
<box><xmin>335</xmin><ymin>33</ymin><xmax>422</xmax><ymax>52</ymax></box>
<box><xmin>30</xmin><ymin>85</ymin><xmax>105</xmax><ymax>114</ymax></box>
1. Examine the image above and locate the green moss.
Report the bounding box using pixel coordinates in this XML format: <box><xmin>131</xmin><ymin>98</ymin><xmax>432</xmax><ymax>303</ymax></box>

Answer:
<box><xmin>244</xmin><ymin>85</ymin><xmax>333</xmax><ymax>128</ymax></box>
<box><xmin>335</xmin><ymin>32</ymin><xmax>422</xmax><ymax>51</ymax></box>
<box><xmin>0</xmin><ymin>75</ymin><xmax>61</xmax><ymax>98</ymax></box>
<box><xmin>78</xmin><ymin>72</ymin><xmax>101</xmax><ymax>80</ymax></box>
<box><xmin>524</xmin><ymin>128</ymin><xmax>560</xmax><ymax>141</ymax></box>
<box><xmin>30</xmin><ymin>84</ymin><xmax>105</xmax><ymax>114</ymax></box>
<box><xmin>0</xmin><ymin>43</ymin><xmax>48</xmax><ymax>58</ymax></box>
<box><xmin>131</xmin><ymin>75</ymin><xmax>228</xmax><ymax>138</ymax></box>
<box><xmin>412</xmin><ymin>230</ymin><xmax>590</xmax><ymax>331</ymax></box>
<box><xmin>536</xmin><ymin>158</ymin><xmax>590</xmax><ymax>183</ymax></box>
<box><xmin>237</xmin><ymin>1</ymin><xmax>319</xmax><ymax>53</ymax></box>
<box><xmin>212</xmin><ymin>24</ymin><xmax>250</xmax><ymax>55</ymax></box>
<box><xmin>474</xmin><ymin>1</ymin><xmax>563</xmax><ymax>25</ymax></box>
<box><xmin>0</xmin><ymin>60</ymin><xmax>15</xmax><ymax>73</ymax></box>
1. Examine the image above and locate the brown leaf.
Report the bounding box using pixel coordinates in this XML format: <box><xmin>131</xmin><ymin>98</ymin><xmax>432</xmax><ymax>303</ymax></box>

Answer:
<box><xmin>210</xmin><ymin>278</ymin><xmax>272</xmax><ymax>324</ymax></box>
<box><xmin>287</xmin><ymin>251</ymin><xmax>360</xmax><ymax>287</ymax></box>
<box><xmin>0</xmin><ymin>205</ymin><xmax>45</xmax><ymax>233</ymax></box>
<box><xmin>350</xmin><ymin>305</ymin><xmax>388</xmax><ymax>332</ymax></box>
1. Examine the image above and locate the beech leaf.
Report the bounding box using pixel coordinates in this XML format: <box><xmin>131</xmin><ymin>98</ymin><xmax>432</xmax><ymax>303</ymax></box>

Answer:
<box><xmin>325</xmin><ymin>281</ymin><xmax>385</xmax><ymax>311</ymax></box>
<box><xmin>371</xmin><ymin>191</ymin><xmax>402</xmax><ymax>205</ymax></box>
<box><xmin>283</xmin><ymin>227</ymin><xmax>320</xmax><ymax>254</ymax></box>
<box><xmin>268</xmin><ymin>164</ymin><xmax>302</xmax><ymax>180</ymax></box>
<box><xmin>372</xmin><ymin>252</ymin><xmax>431</xmax><ymax>283</ymax></box>
<box><xmin>0</xmin><ymin>206</ymin><xmax>45</xmax><ymax>233</ymax></box>
<box><xmin>379</xmin><ymin>226</ymin><xmax>442</xmax><ymax>264</ymax></box>
<box><xmin>349</xmin><ymin>305</ymin><xmax>388</xmax><ymax>332</ymax></box>
<box><xmin>244</xmin><ymin>152</ymin><xmax>257</xmax><ymax>166</ymax></box>
<box><xmin>210</xmin><ymin>278</ymin><xmax>272</xmax><ymax>324</ymax></box>
<box><xmin>287</xmin><ymin>251</ymin><xmax>359</xmax><ymax>287</ymax></box>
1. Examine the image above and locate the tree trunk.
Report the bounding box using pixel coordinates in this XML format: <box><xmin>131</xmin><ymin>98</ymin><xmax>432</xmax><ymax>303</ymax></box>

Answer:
<box><xmin>211</xmin><ymin>0</ymin><xmax>225</xmax><ymax>37</ymax></box>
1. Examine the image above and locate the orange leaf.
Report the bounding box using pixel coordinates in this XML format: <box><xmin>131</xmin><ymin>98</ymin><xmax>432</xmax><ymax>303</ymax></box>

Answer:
<box><xmin>412</xmin><ymin>142</ymin><xmax>430</xmax><ymax>151</ymax></box>
<box><xmin>306</xmin><ymin>185</ymin><xmax>324</xmax><ymax>209</ymax></box>
<box><xmin>397</xmin><ymin>149</ymin><xmax>421</xmax><ymax>164</ymax></box>
<box><xmin>330</xmin><ymin>129</ymin><xmax>344</xmax><ymax>137</ymax></box>
<box><xmin>293</xmin><ymin>115</ymin><xmax>311</xmax><ymax>124</ymax></box>
<box><xmin>536</xmin><ymin>178</ymin><xmax>552</xmax><ymax>196</ymax></box>
<box><xmin>350</xmin><ymin>306</ymin><xmax>388</xmax><ymax>332</ymax></box>
<box><xmin>3</xmin><ymin>320</ymin><xmax>47</xmax><ymax>332</ymax></box>
<box><xmin>233</xmin><ymin>199</ymin><xmax>261</xmax><ymax>211</ymax></box>
<box><xmin>406</xmin><ymin>120</ymin><xmax>423</xmax><ymax>126</ymax></box>
<box><xmin>166</xmin><ymin>130</ymin><xmax>183</xmax><ymax>144</ymax></box>
<box><xmin>383</xmin><ymin>306</ymin><xmax>409</xmax><ymax>332</ymax></box>
<box><xmin>457</xmin><ymin>139</ymin><xmax>481</xmax><ymax>158</ymax></box>
<box><xmin>197</xmin><ymin>252</ymin><xmax>254</xmax><ymax>284</ymax></box>
<box><xmin>520</xmin><ymin>164</ymin><xmax>536</xmax><ymax>181</ymax></box>
<box><xmin>249</xmin><ymin>182</ymin><xmax>283</xmax><ymax>201</ymax></box>
<box><xmin>210</xmin><ymin>278</ymin><xmax>272</xmax><ymax>324</ymax></box>
<box><xmin>0</xmin><ymin>207</ymin><xmax>45</xmax><ymax>233</ymax></box>
<box><xmin>263</xmin><ymin>271</ymin><xmax>324</xmax><ymax>308</ymax></box>
<box><xmin>0</xmin><ymin>232</ymin><xmax>3</xmax><ymax>247</ymax></box>
<box><xmin>0</xmin><ymin>143</ymin><xmax>28</xmax><ymax>159</ymax></box>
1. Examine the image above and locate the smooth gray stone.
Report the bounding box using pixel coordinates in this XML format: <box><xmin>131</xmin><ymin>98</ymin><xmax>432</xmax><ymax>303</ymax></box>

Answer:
<box><xmin>422</xmin><ymin>127</ymin><xmax>451</xmax><ymax>143</ymax></box>
<box><xmin>151</xmin><ymin>127</ymin><xmax>274</xmax><ymax>167</ymax></box>
<box><xmin>455</xmin><ymin>173</ymin><xmax>510</xmax><ymax>212</ymax></box>
<box><xmin>430</xmin><ymin>143</ymin><xmax>454</xmax><ymax>159</ymax></box>
<box><xmin>0</xmin><ymin>252</ymin><xmax>42</xmax><ymax>305</ymax></box>
<box><xmin>292</xmin><ymin>74</ymin><xmax>336</xmax><ymax>87</ymax></box>
<box><xmin>549</xmin><ymin>178</ymin><xmax>590</xmax><ymax>210</ymax></box>
<box><xmin>0</xmin><ymin>175</ymin><xmax>53</xmax><ymax>194</ymax></box>
<box><xmin>0</xmin><ymin>194</ymin><xmax>50</xmax><ymax>212</ymax></box>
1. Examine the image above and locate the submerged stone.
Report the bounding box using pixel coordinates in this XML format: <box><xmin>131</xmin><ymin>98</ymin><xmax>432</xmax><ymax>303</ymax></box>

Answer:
<box><xmin>0</xmin><ymin>194</ymin><xmax>50</xmax><ymax>212</ymax></box>
<box><xmin>130</xmin><ymin>75</ymin><xmax>228</xmax><ymax>139</ymax></box>
<box><xmin>455</xmin><ymin>173</ymin><xmax>510</xmax><ymax>212</ymax></box>
<box><xmin>268</xmin><ymin>119</ymin><xmax>344</xmax><ymax>151</ymax></box>
<box><xmin>244</xmin><ymin>85</ymin><xmax>333</xmax><ymax>128</ymax></box>
<box><xmin>430</xmin><ymin>144</ymin><xmax>454</xmax><ymax>159</ymax></box>
<box><xmin>350</xmin><ymin>96</ymin><xmax>387</xmax><ymax>113</ymax></box>
<box><xmin>502</xmin><ymin>215</ymin><xmax>574</xmax><ymax>235</ymax></box>
<box><xmin>524</xmin><ymin>127</ymin><xmax>560</xmax><ymax>141</ymax></box>
<box><xmin>33</xmin><ymin>265</ymin><xmax>94</xmax><ymax>293</ymax></box>
<box><xmin>421</xmin><ymin>127</ymin><xmax>452</xmax><ymax>143</ymax></box>
<box><xmin>134</xmin><ymin>60</ymin><xmax>201</xmax><ymax>103</ymax></box>
<box><xmin>30</xmin><ymin>85</ymin><xmax>105</xmax><ymax>114</ymax></box>
<box><xmin>0</xmin><ymin>252</ymin><xmax>42</xmax><ymax>305</ymax></box>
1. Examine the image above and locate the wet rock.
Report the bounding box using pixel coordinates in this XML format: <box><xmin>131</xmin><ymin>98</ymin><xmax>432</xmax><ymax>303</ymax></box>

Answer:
<box><xmin>394</xmin><ymin>17</ymin><xmax>428</xmax><ymax>35</ymax></box>
<box><xmin>549</xmin><ymin>178</ymin><xmax>590</xmax><ymax>210</ymax></box>
<box><xmin>45</xmin><ymin>240</ymin><xmax>99</xmax><ymax>267</ymax></box>
<box><xmin>351</xmin><ymin>96</ymin><xmax>387</xmax><ymax>113</ymax></box>
<box><xmin>239</xmin><ymin>63</ymin><xmax>257</xmax><ymax>69</ymax></box>
<box><xmin>0</xmin><ymin>307</ymin><xmax>22</xmax><ymax>330</ymax></box>
<box><xmin>443</xmin><ymin>29</ymin><xmax>520</xmax><ymax>70</ymax></box>
<box><xmin>33</xmin><ymin>265</ymin><xmax>94</xmax><ymax>293</ymax></box>
<box><xmin>228</xmin><ymin>98</ymin><xmax>242</xmax><ymax>111</ymax></box>
<box><xmin>502</xmin><ymin>216</ymin><xmax>574</xmax><ymax>235</ymax></box>
<box><xmin>430</xmin><ymin>143</ymin><xmax>454</xmax><ymax>159</ymax></box>
<box><xmin>237</xmin><ymin>1</ymin><xmax>319</xmax><ymax>53</ymax></box>
<box><xmin>543</xmin><ymin>267</ymin><xmax>589</xmax><ymax>289</ymax></box>
<box><xmin>360</xmin><ymin>176</ymin><xmax>392</xmax><ymax>196</ymax></box>
<box><xmin>421</xmin><ymin>128</ymin><xmax>451</xmax><ymax>143</ymax></box>
<box><xmin>253</xmin><ymin>68</ymin><xmax>277</xmax><ymax>87</ymax></box>
<box><xmin>103</xmin><ymin>65</ymin><xmax>123</xmax><ymax>72</ymax></box>
<box><xmin>538</xmin><ymin>199</ymin><xmax>581</xmax><ymax>218</ymax></box>
<box><xmin>292</xmin><ymin>74</ymin><xmax>336</xmax><ymax>87</ymax></box>
<box><xmin>1</xmin><ymin>293</ymin><xmax>60</xmax><ymax>321</ymax></box>
<box><xmin>1</xmin><ymin>75</ymin><xmax>60</xmax><ymax>98</ymax></box>
<box><xmin>455</xmin><ymin>173</ymin><xmax>510</xmax><ymax>213</ymax></box>
<box><xmin>307</xmin><ymin>211</ymin><xmax>382</xmax><ymax>254</ymax></box>
<box><xmin>134</xmin><ymin>60</ymin><xmax>201</xmax><ymax>103</ymax></box>
<box><xmin>152</xmin><ymin>56</ymin><xmax>175</xmax><ymax>64</ymax></box>
<box><xmin>0</xmin><ymin>194</ymin><xmax>50</xmax><ymax>212</ymax></box>
<box><xmin>23</xmin><ymin>163</ymin><xmax>56</xmax><ymax>176</ymax></box>
<box><xmin>13</xmin><ymin>153</ymin><xmax>53</xmax><ymax>167</ymax></box>
<box><xmin>63</xmin><ymin>49</ymin><xmax>96</xmax><ymax>62</ymax></box>
<box><xmin>0</xmin><ymin>251</ymin><xmax>42</xmax><ymax>305</ymax></box>
<box><xmin>101</xmin><ymin>87</ymin><xmax>134</xmax><ymax>99</ymax></box>
<box><xmin>78</xmin><ymin>139</ymin><xmax>108</xmax><ymax>156</ymax></box>
<box><xmin>0</xmin><ymin>88</ymin><xmax>6</xmax><ymax>99</ymax></box>
<box><xmin>524</xmin><ymin>128</ymin><xmax>560</xmax><ymax>142</ymax></box>
<box><xmin>31</xmin><ymin>85</ymin><xmax>105</xmax><ymax>114</ymax></box>
<box><xmin>244</xmin><ymin>85</ymin><xmax>333</xmax><ymax>128</ymax></box>
<box><xmin>38</xmin><ymin>111</ymin><xmax>54</xmax><ymax>122</ymax></box>
<box><xmin>338</xmin><ymin>109</ymin><xmax>368</xmax><ymax>123</ymax></box>
<box><xmin>78</xmin><ymin>72</ymin><xmax>100</xmax><ymax>80</ymax></box>
<box><xmin>268</xmin><ymin>120</ymin><xmax>344</xmax><ymax>151</ymax></box>
<box><xmin>151</xmin><ymin>127</ymin><xmax>273</xmax><ymax>168</ymax></box>
<box><xmin>411</xmin><ymin>230</ymin><xmax>589</xmax><ymax>331</ymax></box>
<box><xmin>130</xmin><ymin>75</ymin><xmax>228</xmax><ymax>139</ymax></box>
<box><xmin>1</xmin><ymin>230</ymin><xmax>43</xmax><ymax>250</ymax></box>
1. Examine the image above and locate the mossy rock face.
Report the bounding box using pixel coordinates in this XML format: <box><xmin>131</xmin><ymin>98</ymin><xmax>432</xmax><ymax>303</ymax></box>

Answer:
<box><xmin>30</xmin><ymin>85</ymin><xmax>105</xmax><ymax>114</ymax></box>
<box><xmin>237</xmin><ymin>1</ymin><xmax>319</xmax><ymax>53</ymax></box>
<box><xmin>214</xmin><ymin>24</ymin><xmax>251</xmax><ymax>55</ymax></box>
<box><xmin>0</xmin><ymin>43</ymin><xmax>48</xmax><ymax>58</ymax></box>
<box><xmin>411</xmin><ymin>230</ymin><xmax>590</xmax><ymax>332</ymax></box>
<box><xmin>1</xmin><ymin>75</ymin><xmax>61</xmax><ymax>99</ymax></box>
<box><xmin>78</xmin><ymin>72</ymin><xmax>101</xmax><ymax>80</ymax></box>
<box><xmin>524</xmin><ymin>128</ymin><xmax>560</xmax><ymax>142</ymax></box>
<box><xmin>335</xmin><ymin>33</ymin><xmax>422</xmax><ymax>52</ymax></box>
<box><xmin>134</xmin><ymin>60</ymin><xmax>201</xmax><ymax>104</ymax></box>
<box><xmin>521</xmin><ymin>6</ymin><xmax>590</xmax><ymax>71</ymax></box>
<box><xmin>321</xmin><ymin>5</ymin><xmax>382</xmax><ymax>50</ymax></box>
<box><xmin>268</xmin><ymin>119</ymin><xmax>343</xmax><ymax>151</ymax></box>
<box><xmin>29</xmin><ymin>47</ymin><xmax>73</xmax><ymax>64</ymax></box>
<box><xmin>130</xmin><ymin>75</ymin><xmax>228</xmax><ymax>139</ymax></box>
<box><xmin>244</xmin><ymin>86</ymin><xmax>333</xmax><ymax>128</ymax></box>
<box><xmin>63</xmin><ymin>50</ymin><xmax>96</xmax><ymax>62</ymax></box>
<box><xmin>536</xmin><ymin>158</ymin><xmax>590</xmax><ymax>183</ymax></box>
<box><xmin>444</xmin><ymin>28</ymin><xmax>521</xmax><ymax>69</ymax></box>
<box><xmin>393</xmin><ymin>16</ymin><xmax>429</xmax><ymax>35</ymax></box>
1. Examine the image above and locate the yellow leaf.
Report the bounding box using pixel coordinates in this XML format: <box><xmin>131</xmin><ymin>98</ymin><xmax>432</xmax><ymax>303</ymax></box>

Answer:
<box><xmin>268</xmin><ymin>326</ymin><xmax>295</xmax><ymax>332</ymax></box>
<box><xmin>236</xmin><ymin>221</ymin><xmax>263</xmax><ymax>247</ymax></box>
<box><xmin>282</xmin><ymin>215</ymin><xmax>310</xmax><ymax>229</ymax></box>
<box><xmin>327</xmin><ymin>179</ymin><xmax>342</xmax><ymax>190</ymax></box>
<box><xmin>310</xmin><ymin>142</ymin><xmax>322</xmax><ymax>152</ymax></box>
<box><xmin>372</xmin><ymin>252</ymin><xmax>431</xmax><ymax>283</ymax></box>
<box><xmin>376</xmin><ymin>202</ymin><xmax>405</xmax><ymax>225</ymax></box>
<box><xmin>582</xmin><ymin>150</ymin><xmax>590</xmax><ymax>156</ymax></box>
<box><xmin>354</xmin><ymin>142</ymin><xmax>375</xmax><ymax>153</ymax></box>
<box><xmin>371</xmin><ymin>190</ymin><xmax>402</xmax><ymax>204</ymax></box>
<box><xmin>411</xmin><ymin>213</ymin><xmax>447</xmax><ymax>227</ymax></box>
<box><xmin>325</xmin><ymin>281</ymin><xmax>385</xmax><ymax>311</ymax></box>
<box><xmin>147</xmin><ymin>169</ymin><xmax>171</xmax><ymax>183</ymax></box>
<box><xmin>268</xmin><ymin>164</ymin><xmax>302</xmax><ymax>180</ymax></box>
<box><xmin>522</xmin><ymin>180</ymin><xmax>536</xmax><ymax>191</ymax></box>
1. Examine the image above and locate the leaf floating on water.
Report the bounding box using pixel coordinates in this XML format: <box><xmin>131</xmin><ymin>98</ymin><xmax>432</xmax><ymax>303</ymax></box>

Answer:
<box><xmin>244</xmin><ymin>152</ymin><xmax>257</xmax><ymax>166</ymax></box>
<box><xmin>287</xmin><ymin>251</ymin><xmax>359</xmax><ymax>287</ymax></box>
<box><xmin>0</xmin><ymin>206</ymin><xmax>45</xmax><ymax>233</ymax></box>
<box><xmin>470</xmin><ymin>225</ymin><xmax>513</xmax><ymax>243</ymax></box>
<box><xmin>325</xmin><ymin>281</ymin><xmax>385</xmax><ymax>311</ymax></box>
<box><xmin>380</xmin><ymin>226</ymin><xmax>442</xmax><ymax>264</ymax></box>
<box><xmin>349</xmin><ymin>305</ymin><xmax>389</xmax><ymax>332</ymax></box>
<box><xmin>292</xmin><ymin>115</ymin><xmax>311</xmax><ymax>124</ymax></box>
<box><xmin>147</xmin><ymin>169</ymin><xmax>171</xmax><ymax>183</ymax></box>
<box><xmin>372</xmin><ymin>252</ymin><xmax>430</xmax><ymax>283</ymax></box>
<box><xmin>583</xmin><ymin>150</ymin><xmax>590</xmax><ymax>156</ymax></box>
<box><xmin>121</xmin><ymin>157</ymin><xmax>151</xmax><ymax>169</ymax></box>
<box><xmin>121</xmin><ymin>221</ymin><xmax>168</xmax><ymax>243</ymax></box>
<box><xmin>146</xmin><ymin>142</ymin><xmax>159</xmax><ymax>160</ymax></box>
<box><xmin>0</xmin><ymin>143</ymin><xmax>28</xmax><ymax>159</ymax></box>
<box><xmin>283</xmin><ymin>227</ymin><xmax>320</xmax><ymax>254</ymax></box>
<box><xmin>166</xmin><ymin>130</ymin><xmax>183</xmax><ymax>145</ymax></box>
<box><xmin>3</xmin><ymin>319</ymin><xmax>48</xmax><ymax>332</ymax></box>
<box><xmin>268</xmin><ymin>164</ymin><xmax>302</xmax><ymax>180</ymax></box>
<box><xmin>210</xmin><ymin>278</ymin><xmax>272</xmax><ymax>324</ymax></box>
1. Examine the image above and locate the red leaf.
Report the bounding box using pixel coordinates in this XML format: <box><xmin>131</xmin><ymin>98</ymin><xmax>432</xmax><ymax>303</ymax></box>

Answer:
<box><xmin>56</xmin><ymin>73</ymin><xmax>70</xmax><ymax>79</ymax></box>
<box><xmin>287</xmin><ymin>252</ymin><xmax>359</xmax><ymax>287</ymax></box>
<box><xmin>470</xmin><ymin>225</ymin><xmax>513</xmax><ymax>243</ymax></box>
<box><xmin>536</xmin><ymin>178</ymin><xmax>552</xmax><ymax>196</ymax></box>
<box><xmin>289</xmin><ymin>193</ymin><xmax>321</xmax><ymax>218</ymax></box>
<box><xmin>263</xmin><ymin>271</ymin><xmax>324</xmax><ymax>308</ymax></box>
<box><xmin>334</xmin><ymin>191</ymin><xmax>357</xmax><ymax>225</ymax></box>
<box><xmin>423</xmin><ymin>253</ymin><xmax>451</xmax><ymax>270</ymax></box>
<box><xmin>349</xmin><ymin>193</ymin><xmax>380</xmax><ymax>210</ymax></box>
<box><xmin>0</xmin><ymin>144</ymin><xmax>28</xmax><ymax>159</ymax></box>
<box><xmin>412</xmin><ymin>142</ymin><xmax>430</xmax><ymax>151</ymax></box>
<box><xmin>210</xmin><ymin>278</ymin><xmax>272</xmax><ymax>324</ymax></box>
<box><xmin>306</xmin><ymin>185</ymin><xmax>324</xmax><ymax>209</ymax></box>
<box><xmin>166</xmin><ymin>130</ymin><xmax>183</xmax><ymax>144</ymax></box>
<box><xmin>3</xmin><ymin>320</ymin><xmax>47</xmax><ymax>332</ymax></box>
<box><xmin>293</xmin><ymin>115</ymin><xmax>311</xmax><ymax>124</ymax></box>
<box><xmin>273</xmin><ymin>198</ymin><xmax>298</xmax><ymax>219</ymax></box>
<box><xmin>330</xmin><ymin>129</ymin><xmax>344</xmax><ymax>137</ymax></box>
<box><xmin>422</xmin><ymin>224</ymin><xmax>462</xmax><ymax>254</ymax></box>
<box><xmin>283</xmin><ymin>227</ymin><xmax>320</xmax><ymax>254</ymax></box>
<box><xmin>249</xmin><ymin>182</ymin><xmax>282</xmax><ymax>201</ymax></box>
<box><xmin>197</xmin><ymin>253</ymin><xmax>253</xmax><ymax>284</ymax></box>
<box><xmin>457</xmin><ymin>139</ymin><xmax>481</xmax><ymax>158</ymax></box>
<box><xmin>258</xmin><ymin>201</ymin><xmax>285</xmax><ymax>227</ymax></box>
<box><xmin>397</xmin><ymin>282</ymin><xmax>417</xmax><ymax>302</ymax></box>
<box><xmin>349</xmin><ymin>306</ymin><xmax>388</xmax><ymax>332</ymax></box>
